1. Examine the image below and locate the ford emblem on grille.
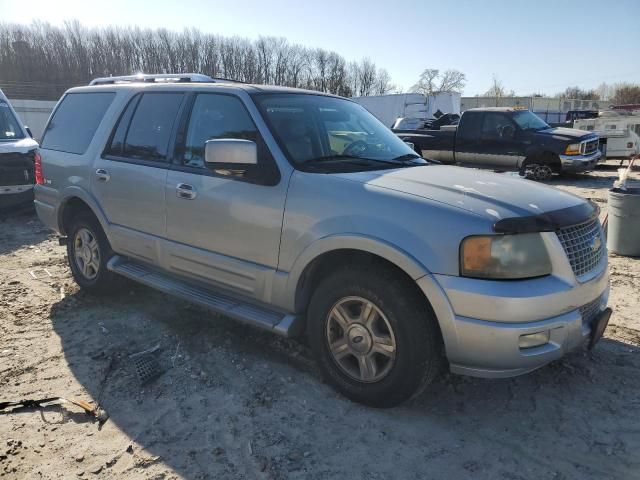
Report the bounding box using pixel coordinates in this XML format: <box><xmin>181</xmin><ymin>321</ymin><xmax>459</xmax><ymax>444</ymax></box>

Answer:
<box><xmin>591</xmin><ymin>235</ymin><xmax>602</xmax><ymax>252</ymax></box>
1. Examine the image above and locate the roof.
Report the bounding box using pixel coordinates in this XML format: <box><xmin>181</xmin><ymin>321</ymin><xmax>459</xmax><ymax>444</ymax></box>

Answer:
<box><xmin>81</xmin><ymin>73</ymin><xmax>340</xmax><ymax>98</ymax></box>
<box><xmin>465</xmin><ymin>107</ymin><xmax>528</xmax><ymax>112</ymax></box>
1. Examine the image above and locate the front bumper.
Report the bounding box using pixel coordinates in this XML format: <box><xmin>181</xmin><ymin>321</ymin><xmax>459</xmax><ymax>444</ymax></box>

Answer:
<box><xmin>559</xmin><ymin>150</ymin><xmax>602</xmax><ymax>172</ymax></box>
<box><xmin>416</xmin><ymin>263</ymin><xmax>610</xmax><ymax>378</ymax></box>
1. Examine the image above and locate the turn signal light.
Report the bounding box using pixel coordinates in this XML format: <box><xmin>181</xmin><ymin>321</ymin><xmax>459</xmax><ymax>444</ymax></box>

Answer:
<box><xmin>461</xmin><ymin>236</ymin><xmax>492</xmax><ymax>272</ymax></box>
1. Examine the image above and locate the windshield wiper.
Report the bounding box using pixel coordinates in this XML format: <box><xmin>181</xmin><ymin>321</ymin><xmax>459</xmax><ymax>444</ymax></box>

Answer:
<box><xmin>391</xmin><ymin>153</ymin><xmax>422</xmax><ymax>163</ymax></box>
<box><xmin>304</xmin><ymin>154</ymin><xmax>368</xmax><ymax>164</ymax></box>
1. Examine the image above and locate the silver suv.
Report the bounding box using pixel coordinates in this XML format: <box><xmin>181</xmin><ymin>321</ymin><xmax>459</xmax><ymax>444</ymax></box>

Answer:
<box><xmin>35</xmin><ymin>74</ymin><xmax>611</xmax><ymax>407</ymax></box>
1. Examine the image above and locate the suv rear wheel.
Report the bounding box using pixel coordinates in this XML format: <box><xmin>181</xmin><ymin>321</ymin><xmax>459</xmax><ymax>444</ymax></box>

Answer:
<box><xmin>67</xmin><ymin>212</ymin><xmax>118</xmax><ymax>293</ymax></box>
<box><xmin>307</xmin><ymin>264</ymin><xmax>442</xmax><ymax>407</ymax></box>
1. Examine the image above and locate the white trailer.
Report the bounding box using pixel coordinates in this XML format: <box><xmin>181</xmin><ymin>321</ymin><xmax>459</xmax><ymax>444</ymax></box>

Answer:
<box><xmin>352</xmin><ymin>92</ymin><xmax>461</xmax><ymax>127</ymax></box>
<box><xmin>574</xmin><ymin>112</ymin><xmax>640</xmax><ymax>160</ymax></box>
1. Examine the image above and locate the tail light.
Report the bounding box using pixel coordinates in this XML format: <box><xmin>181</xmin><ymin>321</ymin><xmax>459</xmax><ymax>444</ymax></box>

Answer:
<box><xmin>34</xmin><ymin>151</ymin><xmax>45</xmax><ymax>185</ymax></box>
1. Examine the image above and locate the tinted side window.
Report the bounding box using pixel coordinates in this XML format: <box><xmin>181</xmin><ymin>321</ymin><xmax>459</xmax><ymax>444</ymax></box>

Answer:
<box><xmin>182</xmin><ymin>94</ymin><xmax>257</xmax><ymax>168</ymax></box>
<box><xmin>41</xmin><ymin>92</ymin><xmax>115</xmax><ymax>154</ymax></box>
<box><xmin>122</xmin><ymin>93</ymin><xmax>183</xmax><ymax>162</ymax></box>
<box><xmin>104</xmin><ymin>95</ymin><xmax>140</xmax><ymax>157</ymax></box>
<box><xmin>458</xmin><ymin>112</ymin><xmax>482</xmax><ymax>140</ymax></box>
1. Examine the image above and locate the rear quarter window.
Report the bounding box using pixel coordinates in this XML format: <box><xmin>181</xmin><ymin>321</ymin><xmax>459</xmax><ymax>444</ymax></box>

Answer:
<box><xmin>41</xmin><ymin>92</ymin><xmax>115</xmax><ymax>155</ymax></box>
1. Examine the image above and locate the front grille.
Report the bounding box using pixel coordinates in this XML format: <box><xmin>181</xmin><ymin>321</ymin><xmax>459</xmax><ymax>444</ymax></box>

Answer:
<box><xmin>556</xmin><ymin>218</ymin><xmax>605</xmax><ymax>278</ymax></box>
<box><xmin>580</xmin><ymin>295</ymin><xmax>603</xmax><ymax>326</ymax></box>
<box><xmin>583</xmin><ymin>138</ymin><xmax>599</xmax><ymax>155</ymax></box>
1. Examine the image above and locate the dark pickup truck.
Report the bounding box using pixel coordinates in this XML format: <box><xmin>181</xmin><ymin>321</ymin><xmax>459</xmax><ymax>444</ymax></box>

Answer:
<box><xmin>394</xmin><ymin>107</ymin><xmax>601</xmax><ymax>180</ymax></box>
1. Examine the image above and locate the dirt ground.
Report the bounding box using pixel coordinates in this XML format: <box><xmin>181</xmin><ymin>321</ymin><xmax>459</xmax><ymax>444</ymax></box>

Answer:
<box><xmin>1</xmin><ymin>166</ymin><xmax>639</xmax><ymax>480</ymax></box>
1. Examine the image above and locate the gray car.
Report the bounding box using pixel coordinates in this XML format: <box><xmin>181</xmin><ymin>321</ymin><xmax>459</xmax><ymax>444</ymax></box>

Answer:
<box><xmin>35</xmin><ymin>74</ymin><xmax>611</xmax><ymax>407</ymax></box>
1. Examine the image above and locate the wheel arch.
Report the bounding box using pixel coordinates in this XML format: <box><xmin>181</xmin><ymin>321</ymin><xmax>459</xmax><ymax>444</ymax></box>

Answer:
<box><xmin>521</xmin><ymin>149</ymin><xmax>562</xmax><ymax>172</ymax></box>
<box><xmin>57</xmin><ymin>188</ymin><xmax>109</xmax><ymax>237</ymax></box>
<box><xmin>288</xmin><ymin>235</ymin><xmax>431</xmax><ymax>315</ymax></box>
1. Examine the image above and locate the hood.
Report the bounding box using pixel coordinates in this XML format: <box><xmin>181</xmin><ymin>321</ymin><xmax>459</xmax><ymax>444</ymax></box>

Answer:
<box><xmin>336</xmin><ymin>165</ymin><xmax>587</xmax><ymax>225</ymax></box>
<box><xmin>535</xmin><ymin>126</ymin><xmax>595</xmax><ymax>141</ymax></box>
<box><xmin>0</xmin><ymin>137</ymin><xmax>38</xmax><ymax>155</ymax></box>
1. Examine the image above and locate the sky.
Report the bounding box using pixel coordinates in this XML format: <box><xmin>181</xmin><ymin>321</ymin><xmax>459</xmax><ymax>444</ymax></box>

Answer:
<box><xmin>1</xmin><ymin>0</ymin><xmax>639</xmax><ymax>96</ymax></box>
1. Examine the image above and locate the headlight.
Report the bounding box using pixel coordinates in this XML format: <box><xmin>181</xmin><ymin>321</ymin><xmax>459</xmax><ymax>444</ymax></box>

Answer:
<box><xmin>460</xmin><ymin>233</ymin><xmax>552</xmax><ymax>279</ymax></box>
<box><xmin>564</xmin><ymin>143</ymin><xmax>582</xmax><ymax>155</ymax></box>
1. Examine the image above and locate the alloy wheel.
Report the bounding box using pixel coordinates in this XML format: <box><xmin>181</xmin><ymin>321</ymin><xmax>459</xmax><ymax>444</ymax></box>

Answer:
<box><xmin>325</xmin><ymin>296</ymin><xmax>397</xmax><ymax>383</ymax></box>
<box><xmin>73</xmin><ymin>227</ymin><xmax>101</xmax><ymax>280</ymax></box>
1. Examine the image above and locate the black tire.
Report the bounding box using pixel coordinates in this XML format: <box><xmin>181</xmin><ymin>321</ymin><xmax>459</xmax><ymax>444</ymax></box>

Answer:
<box><xmin>307</xmin><ymin>264</ymin><xmax>443</xmax><ymax>407</ymax></box>
<box><xmin>520</xmin><ymin>153</ymin><xmax>559</xmax><ymax>180</ymax></box>
<box><xmin>66</xmin><ymin>212</ymin><xmax>118</xmax><ymax>293</ymax></box>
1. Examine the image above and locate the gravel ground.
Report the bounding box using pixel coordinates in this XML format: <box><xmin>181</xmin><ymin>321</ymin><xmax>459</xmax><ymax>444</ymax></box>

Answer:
<box><xmin>1</xmin><ymin>166</ymin><xmax>639</xmax><ymax>480</ymax></box>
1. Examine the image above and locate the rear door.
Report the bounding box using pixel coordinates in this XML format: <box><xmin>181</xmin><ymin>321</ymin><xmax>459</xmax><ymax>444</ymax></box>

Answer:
<box><xmin>164</xmin><ymin>92</ymin><xmax>285</xmax><ymax>301</ymax></box>
<box><xmin>93</xmin><ymin>91</ymin><xmax>186</xmax><ymax>264</ymax></box>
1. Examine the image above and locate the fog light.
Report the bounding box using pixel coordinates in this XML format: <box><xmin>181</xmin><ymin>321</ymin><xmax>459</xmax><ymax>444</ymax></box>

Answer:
<box><xmin>519</xmin><ymin>331</ymin><xmax>550</xmax><ymax>349</ymax></box>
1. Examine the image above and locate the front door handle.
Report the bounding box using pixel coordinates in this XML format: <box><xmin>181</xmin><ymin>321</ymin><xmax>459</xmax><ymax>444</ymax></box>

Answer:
<box><xmin>176</xmin><ymin>183</ymin><xmax>197</xmax><ymax>200</ymax></box>
<box><xmin>95</xmin><ymin>168</ymin><xmax>110</xmax><ymax>182</ymax></box>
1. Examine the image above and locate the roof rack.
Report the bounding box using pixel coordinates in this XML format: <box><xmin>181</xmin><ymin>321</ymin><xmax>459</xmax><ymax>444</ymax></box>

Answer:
<box><xmin>89</xmin><ymin>73</ymin><xmax>241</xmax><ymax>86</ymax></box>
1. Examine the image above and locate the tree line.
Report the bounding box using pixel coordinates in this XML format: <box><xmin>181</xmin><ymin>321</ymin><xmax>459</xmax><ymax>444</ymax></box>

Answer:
<box><xmin>0</xmin><ymin>21</ymin><xmax>396</xmax><ymax>100</ymax></box>
<box><xmin>482</xmin><ymin>75</ymin><xmax>640</xmax><ymax>105</ymax></box>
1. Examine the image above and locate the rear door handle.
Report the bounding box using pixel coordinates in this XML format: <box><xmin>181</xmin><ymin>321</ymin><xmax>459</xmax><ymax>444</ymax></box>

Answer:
<box><xmin>95</xmin><ymin>168</ymin><xmax>110</xmax><ymax>182</ymax></box>
<box><xmin>176</xmin><ymin>183</ymin><xmax>197</xmax><ymax>200</ymax></box>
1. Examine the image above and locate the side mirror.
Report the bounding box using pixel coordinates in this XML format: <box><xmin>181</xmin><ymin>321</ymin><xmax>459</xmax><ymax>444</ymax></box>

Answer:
<box><xmin>205</xmin><ymin>139</ymin><xmax>257</xmax><ymax>169</ymax></box>
<box><xmin>25</xmin><ymin>126</ymin><xmax>33</xmax><ymax>138</ymax></box>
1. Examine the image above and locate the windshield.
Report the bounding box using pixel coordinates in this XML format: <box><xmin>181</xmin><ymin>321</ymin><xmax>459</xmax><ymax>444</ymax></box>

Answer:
<box><xmin>512</xmin><ymin>110</ymin><xmax>549</xmax><ymax>131</ymax></box>
<box><xmin>253</xmin><ymin>93</ymin><xmax>423</xmax><ymax>171</ymax></box>
<box><xmin>0</xmin><ymin>101</ymin><xmax>25</xmax><ymax>141</ymax></box>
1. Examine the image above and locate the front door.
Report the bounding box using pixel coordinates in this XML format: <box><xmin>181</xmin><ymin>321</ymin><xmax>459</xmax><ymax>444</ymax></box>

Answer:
<box><xmin>164</xmin><ymin>93</ymin><xmax>286</xmax><ymax>301</ymax></box>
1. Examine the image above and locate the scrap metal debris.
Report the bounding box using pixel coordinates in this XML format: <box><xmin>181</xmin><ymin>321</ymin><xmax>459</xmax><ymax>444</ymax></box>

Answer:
<box><xmin>129</xmin><ymin>343</ymin><xmax>161</xmax><ymax>359</ymax></box>
<box><xmin>28</xmin><ymin>268</ymin><xmax>52</xmax><ymax>279</ymax></box>
<box><xmin>0</xmin><ymin>397</ymin><xmax>108</xmax><ymax>424</ymax></box>
<box><xmin>133</xmin><ymin>353</ymin><xmax>164</xmax><ymax>386</ymax></box>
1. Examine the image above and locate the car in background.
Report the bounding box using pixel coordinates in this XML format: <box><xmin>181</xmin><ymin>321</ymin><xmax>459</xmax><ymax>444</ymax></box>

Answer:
<box><xmin>394</xmin><ymin>108</ymin><xmax>602</xmax><ymax>180</ymax></box>
<box><xmin>0</xmin><ymin>89</ymin><xmax>39</xmax><ymax>211</ymax></box>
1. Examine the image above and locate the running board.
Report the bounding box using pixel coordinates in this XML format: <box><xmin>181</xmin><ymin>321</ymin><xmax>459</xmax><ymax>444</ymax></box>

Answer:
<box><xmin>107</xmin><ymin>256</ymin><xmax>302</xmax><ymax>337</ymax></box>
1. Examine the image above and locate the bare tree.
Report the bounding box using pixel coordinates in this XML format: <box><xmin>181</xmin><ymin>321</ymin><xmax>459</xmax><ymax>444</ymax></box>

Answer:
<box><xmin>0</xmin><ymin>21</ymin><xmax>395</xmax><ymax>100</ymax></box>
<box><xmin>411</xmin><ymin>68</ymin><xmax>466</xmax><ymax>95</ymax></box>
<box><xmin>612</xmin><ymin>84</ymin><xmax>640</xmax><ymax>105</ymax></box>
<box><xmin>559</xmin><ymin>86</ymin><xmax>599</xmax><ymax>100</ymax></box>
<box><xmin>484</xmin><ymin>74</ymin><xmax>506</xmax><ymax>98</ymax></box>
<box><xmin>437</xmin><ymin>69</ymin><xmax>466</xmax><ymax>93</ymax></box>
<box><xmin>356</xmin><ymin>58</ymin><xmax>377</xmax><ymax>96</ymax></box>
<box><xmin>374</xmin><ymin>68</ymin><xmax>395</xmax><ymax>95</ymax></box>
<box><xmin>411</xmin><ymin>68</ymin><xmax>439</xmax><ymax>95</ymax></box>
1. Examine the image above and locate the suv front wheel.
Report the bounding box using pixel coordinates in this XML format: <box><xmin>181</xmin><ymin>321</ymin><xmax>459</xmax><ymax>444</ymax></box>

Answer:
<box><xmin>67</xmin><ymin>212</ymin><xmax>118</xmax><ymax>293</ymax></box>
<box><xmin>307</xmin><ymin>264</ymin><xmax>442</xmax><ymax>407</ymax></box>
